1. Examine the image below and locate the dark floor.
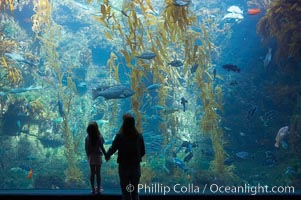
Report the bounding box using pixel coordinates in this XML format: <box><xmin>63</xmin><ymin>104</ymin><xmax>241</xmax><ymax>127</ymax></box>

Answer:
<box><xmin>0</xmin><ymin>190</ymin><xmax>300</xmax><ymax>200</ymax></box>
<box><xmin>1</xmin><ymin>194</ymin><xmax>301</xmax><ymax>200</ymax></box>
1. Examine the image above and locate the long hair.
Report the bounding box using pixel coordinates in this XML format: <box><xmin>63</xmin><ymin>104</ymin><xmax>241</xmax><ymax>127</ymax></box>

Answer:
<box><xmin>87</xmin><ymin>121</ymin><xmax>100</xmax><ymax>146</ymax></box>
<box><xmin>120</xmin><ymin>113</ymin><xmax>139</xmax><ymax>137</ymax></box>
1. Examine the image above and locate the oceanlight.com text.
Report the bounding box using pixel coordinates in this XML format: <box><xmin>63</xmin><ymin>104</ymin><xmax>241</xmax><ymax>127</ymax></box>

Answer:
<box><xmin>208</xmin><ymin>183</ymin><xmax>295</xmax><ymax>195</ymax></box>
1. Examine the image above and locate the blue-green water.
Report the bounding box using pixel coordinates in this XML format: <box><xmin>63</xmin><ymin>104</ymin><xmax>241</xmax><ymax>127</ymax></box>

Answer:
<box><xmin>0</xmin><ymin>0</ymin><xmax>300</xmax><ymax>196</ymax></box>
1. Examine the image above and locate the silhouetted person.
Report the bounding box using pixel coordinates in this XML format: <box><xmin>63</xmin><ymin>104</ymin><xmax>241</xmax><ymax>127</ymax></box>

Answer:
<box><xmin>85</xmin><ymin>121</ymin><xmax>106</xmax><ymax>194</ymax></box>
<box><xmin>106</xmin><ymin>114</ymin><xmax>145</xmax><ymax>200</ymax></box>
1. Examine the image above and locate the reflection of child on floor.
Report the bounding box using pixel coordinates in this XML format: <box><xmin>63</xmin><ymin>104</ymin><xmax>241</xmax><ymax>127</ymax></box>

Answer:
<box><xmin>85</xmin><ymin>121</ymin><xmax>106</xmax><ymax>194</ymax></box>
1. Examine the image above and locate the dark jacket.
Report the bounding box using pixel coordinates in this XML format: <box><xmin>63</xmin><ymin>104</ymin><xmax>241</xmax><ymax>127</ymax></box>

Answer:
<box><xmin>107</xmin><ymin>132</ymin><xmax>145</xmax><ymax>165</ymax></box>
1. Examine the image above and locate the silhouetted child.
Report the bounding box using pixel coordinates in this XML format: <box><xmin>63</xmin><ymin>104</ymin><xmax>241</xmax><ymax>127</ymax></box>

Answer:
<box><xmin>85</xmin><ymin>121</ymin><xmax>106</xmax><ymax>194</ymax></box>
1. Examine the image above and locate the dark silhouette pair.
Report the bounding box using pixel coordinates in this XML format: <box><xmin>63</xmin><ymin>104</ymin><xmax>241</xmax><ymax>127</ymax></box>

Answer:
<box><xmin>85</xmin><ymin>113</ymin><xmax>145</xmax><ymax>200</ymax></box>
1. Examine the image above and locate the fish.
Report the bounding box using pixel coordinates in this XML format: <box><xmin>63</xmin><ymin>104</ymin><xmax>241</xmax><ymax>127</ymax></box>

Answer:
<box><xmin>96</xmin><ymin>119</ymin><xmax>109</xmax><ymax>125</ymax></box>
<box><xmin>265</xmin><ymin>151</ymin><xmax>275</xmax><ymax>159</ymax></box>
<box><xmin>19</xmin><ymin>164</ymin><xmax>31</xmax><ymax>171</ymax></box>
<box><xmin>247</xmin><ymin>105</ymin><xmax>257</xmax><ymax>120</ymax></box>
<box><xmin>224</xmin><ymin>127</ymin><xmax>232</xmax><ymax>131</ymax></box>
<box><xmin>263</xmin><ymin>48</ymin><xmax>272</xmax><ymax>68</ymax></box>
<box><xmin>121</xmin><ymin>10</ymin><xmax>129</xmax><ymax>17</ymax></box>
<box><xmin>213</xmin><ymin>68</ymin><xmax>216</xmax><ymax>79</ymax></box>
<box><xmin>0</xmin><ymin>91</ymin><xmax>6</xmax><ymax>97</ymax></box>
<box><xmin>201</xmin><ymin>149</ymin><xmax>214</xmax><ymax>157</ymax></box>
<box><xmin>168</xmin><ymin>60</ymin><xmax>183</xmax><ymax>67</ymax></box>
<box><xmin>263</xmin><ymin>151</ymin><xmax>276</xmax><ymax>167</ymax></box>
<box><xmin>248</xmin><ymin>8</ymin><xmax>261</xmax><ymax>15</ymax></box>
<box><xmin>227</xmin><ymin>5</ymin><xmax>243</xmax><ymax>14</ymax></box>
<box><xmin>52</xmin><ymin>117</ymin><xmax>63</xmax><ymax>123</ymax></box>
<box><xmin>39</xmin><ymin>136</ymin><xmax>64</xmax><ymax>148</ymax></box>
<box><xmin>190</xmin><ymin>63</ymin><xmax>198</xmax><ymax>73</ymax></box>
<box><xmin>152</xmin><ymin>105</ymin><xmax>165</xmax><ymax>110</ymax></box>
<box><xmin>10</xmin><ymin>85</ymin><xmax>43</xmax><ymax>94</ymax></box>
<box><xmin>5</xmin><ymin>52</ymin><xmax>37</xmax><ymax>66</ymax></box>
<box><xmin>224</xmin><ymin>158</ymin><xmax>235</xmax><ymax>165</ymax></box>
<box><xmin>173</xmin><ymin>0</ymin><xmax>191</xmax><ymax>7</ymax></box>
<box><xmin>285</xmin><ymin>167</ymin><xmax>296</xmax><ymax>176</ymax></box>
<box><xmin>174</xmin><ymin>141</ymin><xmax>197</xmax><ymax>156</ymax></box>
<box><xmin>222</xmin><ymin>64</ymin><xmax>240</xmax><ymax>72</ymax></box>
<box><xmin>57</xmin><ymin>100</ymin><xmax>65</xmax><ymax>117</ymax></box>
<box><xmin>229</xmin><ymin>80</ymin><xmax>238</xmax><ymax>86</ymax></box>
<box><xmin>239</xmin><ymin>132</ymin><xmax>246</xmax><ymax>136</ymax></box>
<box><xmin>264</xmin><ymin>158</ymin><xmax>276</xmax><ymax>167</ymax></box>
<box><xmin>235</xmin><ymin>151</ymin><xmax>249</xmax><ymax>159</ymax></box>
<box><xmin>136</xmin><ymin>52</ymin><xmax>156</xmax><ymax>60</ymax></box>
<box><xmin>92</xmin><ymin>85</ymin><xmax>135</xmax><ymax>100</ymax></box>
<box><xmin>180</xmin><ymin>97</ymin><xmax>188</xmax><ymax>112</ymax></box>
<box><xmin>163</xmin><ymin>108</ymin><xmax>180</xmax><ymax>115</ymax></box>
<box><xmin>146</xmin><ymin>83</ymin><xmax>161</xmax><ymax>90</ymax></box>
<box><xmin>184</xmin><ymin>152</ymin><xmax>193</xmax><ymax>163</ymax></box>
<box><xmin>27</xmin><ymin>169</ymin><xmax>33</xmax><ymax>179</ymax></box>
<box><xmin>260</xmin><ymin>110</ymin><xmax>276</xmax><ymax>127</ymax></box>
<box><xmin>223</xmin><ymin>13</ymin><xmax>244</xmax><ymax>20</ymax></box>
<box><xmin>275</xmin><ymin>126</ymin><xmax>289</xmax><ymax>148</ymax></box>
<box><xmin>16</xmin><ymin>120</ymin><xmax>21</xmax><ymax>129</ymax></box>
<box><xmin>173</xmin><ymin>157</ymin><xmax>188</xmax><ymax>173</ymax></box>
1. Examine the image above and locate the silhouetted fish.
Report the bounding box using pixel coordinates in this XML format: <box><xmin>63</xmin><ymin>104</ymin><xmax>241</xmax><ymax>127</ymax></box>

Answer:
<box><xmin>213</xmin><ymin>68</ymin><xmax>216</xmax><ymax>79</ymax></box>
<box><xmin>168</xmin><ymin>59</ymin><xmax>183</xmax><ymax>67</ymax></box>
<box><xmin>57</xmin><ymin>99</ymin><xmax>65</xmax><ymax>117</ymax></box>
<box><xmin>229</xmin><ymin>80</ymin><xmax>238</xmax><ymax>86</ymax></box>
<box><xmin>184</xmin><ymin>152</ymin><xmax>193</xmax><ymax>163</ymax></box>
<box><xmin>222</xmin><ymin>64</ymin><xmax>240</xmax><ymax>72</ymax></box>
<box><xmin>190</xmin><ymin>63</ymin><xmax>198</xmax><ymax>73</ymax></box>
<box><xmin>92</xmin><ymin>85</ymin><xmax>135</xmax><ymax>100</ymax></box>
<box><xmin>181</xmin><ymin>97</ymin><xmax>188</xmax><ymax>112</ymax></box>
<box><xmin>247</xmin><ymin>105</ymin><xmax>257</xmax><ymax>120</ymax></box>
<box><xmin>136</xmin><ymin>52</ymin><xmax>156</xmax><ymax>60</ymax></box>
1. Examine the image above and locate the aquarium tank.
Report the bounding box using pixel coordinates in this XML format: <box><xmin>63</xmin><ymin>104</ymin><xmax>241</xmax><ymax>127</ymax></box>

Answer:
<box><xmin>0</xmin><ymin>0</ymin><xmax>300</xmax><ymax>197</ymax></box>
